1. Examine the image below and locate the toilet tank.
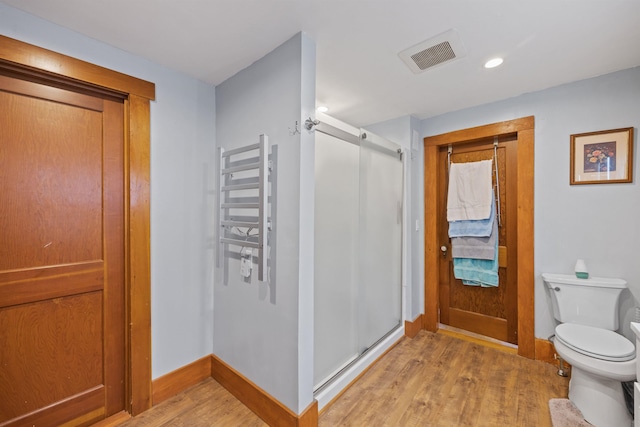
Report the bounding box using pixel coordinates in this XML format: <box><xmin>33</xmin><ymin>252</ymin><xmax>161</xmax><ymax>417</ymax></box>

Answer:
<box><xmin>542</xmin><ymin>273</ymin><xmax>627</xmax><ymax>330</ymax></box>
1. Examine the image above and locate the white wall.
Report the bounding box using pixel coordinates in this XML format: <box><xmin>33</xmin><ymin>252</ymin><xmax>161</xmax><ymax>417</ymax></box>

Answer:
<box><xmin>214</xmin><ymin>32</ymin><xmax>316</xmax><ymax>414</ymax></box>
<box><xmin>0</xmin><ymin>3</ymin><xmax>216</xmax><ymax>378</ymax></box>
<box><xmin>421</xmin><ymin>67</ymin><xmax>640</xmax><ymax>342</ymax></box>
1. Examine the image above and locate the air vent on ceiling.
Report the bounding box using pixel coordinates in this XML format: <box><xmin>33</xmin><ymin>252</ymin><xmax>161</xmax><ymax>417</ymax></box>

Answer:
<box><xmin>399</xmin><ymin>29</ymin><xmax>466</xmax><ymax>74</ymax></box>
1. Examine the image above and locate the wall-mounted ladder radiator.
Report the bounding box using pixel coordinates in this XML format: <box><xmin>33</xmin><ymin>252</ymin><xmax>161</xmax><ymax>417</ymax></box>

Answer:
<box><xmin>217</xmin><ymin>135</ymin><xmax>270</xmax><ymax>281</ymax></box>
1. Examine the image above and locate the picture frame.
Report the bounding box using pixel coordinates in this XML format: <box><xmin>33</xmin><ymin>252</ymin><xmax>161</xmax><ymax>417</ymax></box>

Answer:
<box><xmin>570</xmin><ymin>127</ymin><xmax>634</xmax><ymax>185</ymax></box>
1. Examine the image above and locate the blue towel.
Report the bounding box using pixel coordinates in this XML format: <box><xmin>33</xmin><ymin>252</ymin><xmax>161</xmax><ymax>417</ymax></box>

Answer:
<box><xmin>452</xmin><ymin>221</ymin><xmax>499</xmax><ymax>287</ymax></box>
<box><xmin>448</xmin><ymin>192</ymin><xmax>495</xmax><ymax>238</ymax></box>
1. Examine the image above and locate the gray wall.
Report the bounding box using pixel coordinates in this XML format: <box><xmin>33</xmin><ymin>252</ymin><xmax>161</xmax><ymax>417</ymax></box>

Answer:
<box><xmin>421</xmin><ymin>66</ymin><xmax>640</xmax><ymax>341</ymax></box>
<box><xmin>0</xmin><ymin>3</ymin><xmax>217</xmax><ymax>378</ymax></box>
<box><xmin>214</xmin><ymin>32</ymin><xmax>316</xmax><ymax>414</ymax></box>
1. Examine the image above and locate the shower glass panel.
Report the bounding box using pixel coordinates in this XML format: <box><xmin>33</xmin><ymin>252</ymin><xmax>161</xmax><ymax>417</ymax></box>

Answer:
<box><xmin>314</xmin><ymin>131</ymin><xmax>360</xmax><ymax>388</ymax></box>
<box><xmin>358</xmin><ymin>133</ymin><xmax>403</xmax><ymax>352</ymax></box>
<box><xmin>314</xmin><ymin>127</ymin><xmax>403</xmax><ymax>391</ymax></box>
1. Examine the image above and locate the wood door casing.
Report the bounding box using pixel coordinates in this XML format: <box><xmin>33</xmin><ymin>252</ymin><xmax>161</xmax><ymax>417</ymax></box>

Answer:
<box><xmin>437</xmin><ymin>138</ymin><xmax>518</xmax><ymax>344</ymax></box>
<box><xmin>0</xmin><ymin>35</ymin><xmax>155</xmax><ymax>416</ymax></box>
<box><xmin>424</xmin><ymin>116</ymin><xmax>535</xmax><ymax>359</ymax></box>
<box><xmin>0</xmin><ymin>76</ymin><xmax>125</xmax><ymax>425</ymax></box>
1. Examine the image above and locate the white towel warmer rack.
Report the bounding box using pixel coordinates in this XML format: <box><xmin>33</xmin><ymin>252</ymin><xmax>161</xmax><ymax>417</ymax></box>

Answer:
<box><xmin>217</xmin><ymin>135</ymin><xmax>271</xmax><ymax>281</ymax></box>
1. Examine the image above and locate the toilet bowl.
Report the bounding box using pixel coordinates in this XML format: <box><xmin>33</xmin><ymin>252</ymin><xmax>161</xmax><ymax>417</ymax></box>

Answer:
<box><xmin>542</xmin><ymin>273</ymin><xmax>636</xmax><ymax>427</ymax></box>
<box><xmin>553</xmin><ymin>329</ymin><xmax>635</xmax><ymax>427</ymax></box>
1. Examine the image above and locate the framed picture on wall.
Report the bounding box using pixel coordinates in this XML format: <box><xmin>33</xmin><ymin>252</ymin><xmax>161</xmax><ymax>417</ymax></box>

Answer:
<box><xmin>570</xmin><ymin>127</ymin><xmax>634</xmax><ymax>185</ymax></box>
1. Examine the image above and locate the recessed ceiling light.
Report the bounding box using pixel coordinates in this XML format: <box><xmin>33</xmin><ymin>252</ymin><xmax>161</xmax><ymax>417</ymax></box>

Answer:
<box><xmin>484</xmin><ymin>57</ymin><xmax>504</xmax><ymax>69</ymax></box>
<box><xmin>317</xmin><ymin>106</ymin><xmax>329</xmax><ymax>113</ymax></box>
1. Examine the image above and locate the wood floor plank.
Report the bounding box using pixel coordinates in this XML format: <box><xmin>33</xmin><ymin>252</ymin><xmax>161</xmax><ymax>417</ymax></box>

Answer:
<box><xmin>395</xmin><ymin>338</ymin><xmax>462</xmax><ymax>425</ymax></box>
<box><xmin>474</xmin><ymin>350</ymin><xmax>520</xmax><ymax>425</ymax></box>
<box><xmin>118</xmin><ymin>331</ymin><xmax>568</xmax><ymax>427</ymax></box>
<box><xmin>119</xmin><ymin>378</ymin><xmax>267</xmax><ymax>427</ymax></box>
<box><xmin>408</xmin><ymin>337</ymin><xmax>472</xmax><ymax>423</ymax></box>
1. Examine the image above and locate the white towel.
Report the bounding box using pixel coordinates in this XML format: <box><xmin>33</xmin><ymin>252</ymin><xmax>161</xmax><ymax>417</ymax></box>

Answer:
<box><xmin>447</xmin><ymin>160</ymin><xmax>493</xmax><ymax>221</ymax></box>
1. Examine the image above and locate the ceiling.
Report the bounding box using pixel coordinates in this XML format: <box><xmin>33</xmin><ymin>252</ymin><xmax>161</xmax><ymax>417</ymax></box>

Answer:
<box><xmin>3</xmin><ymin>0</ymin><xmax>640</xmax><ymax>127</ymax></box>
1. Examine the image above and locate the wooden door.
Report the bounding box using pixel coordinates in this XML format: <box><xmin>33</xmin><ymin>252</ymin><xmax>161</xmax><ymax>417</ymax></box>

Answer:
<box><xmin>0</xmin><ymin>74</ymin><xmax>126</xmax><ymax>426</ymax></box>
<box><xmin>437</xmin><ymin>137</ymin><xmax>518</xmax><ymax>344</ymax></box>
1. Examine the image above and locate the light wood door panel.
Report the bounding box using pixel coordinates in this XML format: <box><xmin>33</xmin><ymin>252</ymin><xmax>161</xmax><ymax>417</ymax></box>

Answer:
<box><xmin>437</xmin><ymin>137</ymin><xmax>518</xmax><ymax>344</ymax></box>
<box><xmin>0</xmin><ymin>292</ymin><xmax>104</xmax><ymax>420</ymax></box>
<box><xmin>0</xmin><ymin>89</ymin><xmax>103</xmax><ymax>270</ymax></box>
<box><xmin>0</xmin><ymin>75</ymin><xmax>125</xmax><ymax>426</ymax></box>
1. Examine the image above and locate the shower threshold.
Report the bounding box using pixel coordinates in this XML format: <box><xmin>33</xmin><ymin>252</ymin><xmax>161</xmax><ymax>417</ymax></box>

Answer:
<box><xmin>313</xmin><ymin>324</ymin><xmax>404</xmax><ymax>410</ymax></box>
<box><xmin>313</xmin><ymin>353</ymin><xmax>359</xmax><ymax>393</ymax></box>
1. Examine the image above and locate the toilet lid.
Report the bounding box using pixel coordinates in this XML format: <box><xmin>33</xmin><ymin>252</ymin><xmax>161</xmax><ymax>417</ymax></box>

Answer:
<box><xmin>555</xmin><ymin>323</ymin><xmax>635</xmax><ymax>362</ymax></box>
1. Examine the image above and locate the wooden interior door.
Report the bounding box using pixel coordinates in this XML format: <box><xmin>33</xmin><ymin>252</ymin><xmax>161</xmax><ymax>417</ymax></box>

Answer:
<box><xmin>437</xmin><ymin>137</ymin><xmax>518</xmax><ymax>344</ymax></box>
<box><xmin>0</xmin><ymin>74</ymin><xmax>126</xmax><ymax>426</ymax></box>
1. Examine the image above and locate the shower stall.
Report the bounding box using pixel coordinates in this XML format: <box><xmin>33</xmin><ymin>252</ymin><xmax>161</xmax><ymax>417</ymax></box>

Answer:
<box><xmin>314</xmin><ymin>120</ymin><xmax>404</xmax><ymax>395</ymax></box>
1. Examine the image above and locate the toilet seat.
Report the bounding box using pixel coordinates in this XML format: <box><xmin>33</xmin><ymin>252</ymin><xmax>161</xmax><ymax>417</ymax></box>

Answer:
<box><xmin>555</xmin><ymin>323</ymin><xmax>635</xmax><ymax>362</ymax></box>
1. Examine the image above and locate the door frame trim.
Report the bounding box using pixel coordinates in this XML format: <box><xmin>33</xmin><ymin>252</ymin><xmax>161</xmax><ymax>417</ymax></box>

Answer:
<box><xmin>423</xmin><ymin>116</ymin><xmax>535</xmax><ymax>359</ymax></box>
<box><xmin>0</xmin><ymin>35</ymin><xmax>155</xmax><ymax>414</ymax></box>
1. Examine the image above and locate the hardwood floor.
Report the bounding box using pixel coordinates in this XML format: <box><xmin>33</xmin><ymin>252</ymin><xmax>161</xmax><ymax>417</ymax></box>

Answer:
<box><xmin>117</xmin><ymin>331</ymin><xmax>569</xmax><ymax>426</ymax></box>
<box><xmin>118</xmin><ymin>378</ymin><xmax>267</xmax><ymax>427</ymax></box>
<box><xmin>320</xmin><ymin>331</ymin><xmax>568</xmax><ymax>426</ymax></box>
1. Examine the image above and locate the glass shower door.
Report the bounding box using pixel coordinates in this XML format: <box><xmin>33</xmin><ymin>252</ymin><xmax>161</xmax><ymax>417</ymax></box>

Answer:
<box><xmin>314</xmin><ymin>127</ymin><xmax>403</xmax><ymax>391</ymax></box>
<box><xmin>314</xmin><ymin>131</ymin><xmax>360</xmax><ymax>388</ymax></box>
<box><xmin>357</xmin><ymin>133</ymin><xmax>403</xmax><ymax>353</ymax></box>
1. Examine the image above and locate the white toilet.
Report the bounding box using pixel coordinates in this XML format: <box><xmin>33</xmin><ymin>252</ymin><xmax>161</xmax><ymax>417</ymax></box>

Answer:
<box><xmin>543</xmin><ymin>273</ymin><xmax>636</xmax><ymax>427</ymax></box>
